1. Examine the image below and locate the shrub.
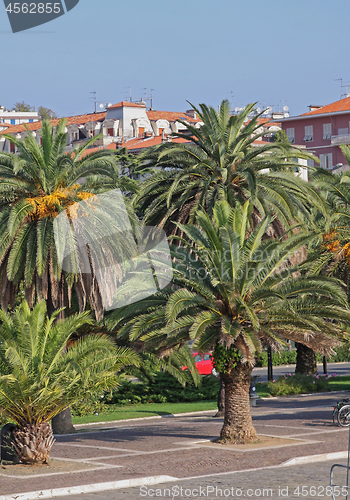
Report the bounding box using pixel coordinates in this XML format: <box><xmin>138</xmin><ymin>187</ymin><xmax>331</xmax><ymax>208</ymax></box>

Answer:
<box><xmin>266</xmin><ymin>373</ymin><xmax>330</xmax><ymax>396</ymax></box>
<box><xmin>108</xmin><ymin>372</ymin><xmax>220</xmax><ymax>405</ymax></box>
<box><xmin>71</xmin><ymin>372</ymin><xmax>220</xmax><ymax>415</ymax></box>
<box><xmin>255</xmin><ymin>351</ymin><xmax>297</xmax><ymax>367</ymax></box>
<box><xmin>255</xmin><ymin>343</ymin><xmax>350</xmax><ymax>367</ymax></box>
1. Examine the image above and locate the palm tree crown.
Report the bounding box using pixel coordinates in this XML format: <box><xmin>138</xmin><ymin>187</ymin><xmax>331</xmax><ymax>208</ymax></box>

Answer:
<box><xmin>136</xmin><ymin>100</ymin><xmax>322</xmax><ymax>235</ymax></box>
<box><xmin>0</xmin><ymin>119</ymin><xmax>120</xmax><ymax>316</ymax></box>
<box><xmin>135</xmin><ymin>200</ymin><xmax>350</xmax><ymax>443</ymax></box>
<box><xmin>0</xmin><ymin>300</ymin><xmax>139</xmax><ymax>463</ymax></box>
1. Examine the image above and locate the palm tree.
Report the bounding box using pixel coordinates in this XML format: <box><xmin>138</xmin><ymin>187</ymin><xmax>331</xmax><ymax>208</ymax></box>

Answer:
<box><xmin>0</xmin><ymin>119</ymin><xmax>141</xmax><ymax>434</ymax></box>
<box><xmin>136</xmin><ymin>201</ymin><xmax>350</xmax><ymax>443</ymax></box>
<box><xmin>0</xmin><ymin>119</ymin><xmax>124</xmax><ymax>319</ymax></box>
<box><xmin>0</xmin><ymin>300</ymin><xmax>139</xmax><ymax>464</ymax></box>
<box><xmin>108</xmin><ymin>290</ymin><xmax>201</xmax><ymax>386</ymax></box>
<box><xmin>135</xmin><ymin>100</ymin><xmax>322</xmax><ymax>237</ymax></box>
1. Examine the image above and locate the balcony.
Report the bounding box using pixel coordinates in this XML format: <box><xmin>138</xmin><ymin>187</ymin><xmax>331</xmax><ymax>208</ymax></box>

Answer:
<box><xmin>331</xmin><ymin>128</ymin><xmax>350</xmax><ymax>145</ymax></box>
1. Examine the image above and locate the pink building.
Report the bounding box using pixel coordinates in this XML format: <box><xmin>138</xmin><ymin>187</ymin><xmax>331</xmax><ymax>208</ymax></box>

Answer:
<box><xmin>281</xmin><ymin>96</ymin><xmax>350</xmax><ymax>171</ymax></box>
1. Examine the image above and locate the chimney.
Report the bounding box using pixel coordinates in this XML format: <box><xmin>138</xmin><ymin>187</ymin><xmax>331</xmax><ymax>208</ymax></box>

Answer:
<box><xmin>308</xmin><ymin>104</ymin><xmax>322</xmax><ymax>112</ymax></box>
<box><xmin>186</xmin><ymin>109</ymin><xmax>196</xmax><ymax>119</ymax></box>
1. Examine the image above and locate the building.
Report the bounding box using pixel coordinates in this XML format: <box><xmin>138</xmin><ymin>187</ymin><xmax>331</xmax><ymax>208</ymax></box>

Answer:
<box><xmin>0</xmin><ymin>101</ymin><xmax>203</xmax><ymax>154</ymax></box>
<box><xmin>281</xmin><ymin>96</ymin><xmax>350</xmax><ymax>171</ymax></box>
<box><xmin>0</xmin><ymin>106</ymin><xmax>40</xmax><ymax>127</ymax></box>
<box><xmin>0</xmin><ymin>100</ymin><xmax>307</xmax><ymax>181</ymax></box>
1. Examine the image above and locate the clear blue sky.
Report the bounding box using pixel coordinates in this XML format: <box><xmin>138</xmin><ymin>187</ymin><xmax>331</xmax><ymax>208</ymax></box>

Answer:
<box><xmin>0</xmin><ymin>0</ymin><xmax>348</xmax><ymax>118</ymax></box>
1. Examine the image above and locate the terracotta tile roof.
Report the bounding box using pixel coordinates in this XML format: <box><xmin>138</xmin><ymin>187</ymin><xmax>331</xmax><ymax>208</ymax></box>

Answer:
<box><xmin>147</xmin><ymin>110</ymin><xmax>200</xmax><ymax>123</ymax></box>
<box><xmin>301</xmin><ymin>96</ymin><xmax>350</xmax><ymax>116</ymax></box>
<box><xmin>0</xmin><ymin>112</ymin><xmax>107</xmax><ymax>135</ymax></box>
<box><xmin>78</xmin><ymin>136</ymin><xmax>192</xmax><ymax>157</ymax></box>
<box><xmin>107</xmin><ymin>101</ymin><xmax>146</xmax><ymax>109</ymax></box>
<box><xmin>78</xmin><ymin>142</ymin><xmax>118</xmax><ymax>158</ymax></box>
<box><xmin>124</xmin><ymin>136</ymin><xmax>191</xmax><ymax>150</ymax></box>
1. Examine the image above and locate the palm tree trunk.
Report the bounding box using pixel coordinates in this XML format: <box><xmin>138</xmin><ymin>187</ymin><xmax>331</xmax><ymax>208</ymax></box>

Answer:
<box><xmin>219</xmin><ymin>362</ymin><xmax>257</xmax><ymax>444</ymax></box>
<box><xmin>51</xmin><ymin>407</ymin><xmax>76</xmax><ymax>435</ymax></box>
<box><xmin>295</xmin><ymin>343</ymin><xmax>317</xmax><ymax>375</ymax></box>
<box><xmin>12</xmin><ymin>422</ymin><xmax>55</xmax><ymax>464</ymax></box>
<box><xmin>215</xmin><ymin>375</ymin><xmax>225</xmax><ymax>417</ymax></box>
<box><xmin>47</xmin><ymin>290</ymin><xmax>76</xmax><ymax>435</ymax></box>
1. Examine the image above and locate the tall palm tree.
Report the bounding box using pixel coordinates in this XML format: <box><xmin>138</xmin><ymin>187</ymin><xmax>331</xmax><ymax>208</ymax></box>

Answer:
<box><xmin>135</xmin><ymin>100</ymin><xmax>323</xmax><ymax>237</ymax></box>
<box><xmin>0</xmin><ymin>300</ymin><xmax>139</xmax><ymax>464</ymax></box>
<box><xmin>299</xmin><ymin>149</ymin><xmax>350</xmax><ymax>375</ymax></box>
<box><xmin>0</xmin><ymin>119</ymin><xmax>127</xmax><ymax>319</ymax></box>
<box><xmin>122</xmin><ymin>201</ymin><xmax>350</xmax><ymax>443</ymax></box>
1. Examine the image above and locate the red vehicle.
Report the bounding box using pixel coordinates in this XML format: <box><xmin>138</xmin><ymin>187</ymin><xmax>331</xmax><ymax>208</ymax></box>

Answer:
<box><xmin>183</xmin><ymin>352</ymin><xmax>218</xmax><ymax>376</ymax></box>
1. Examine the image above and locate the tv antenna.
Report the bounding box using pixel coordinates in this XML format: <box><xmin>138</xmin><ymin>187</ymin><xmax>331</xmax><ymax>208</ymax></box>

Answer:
<box><xmin>133</xmin><ymin>88</ymin><xmax>156</xmax><ymax>110</ymax></box>
<box><xmin>124</xmin><ymin>86</ymin><xmax>132</xmax><ymax>102</ymax></box>
<box><xmin>336</xmin><ymin>78</ymin><xmax>350</xmax><ymax>99</ymax></box>
<box><xmin>89</xmin><ymin>92</ymin><xmax>111</xmax><ymax>113</ymax></box>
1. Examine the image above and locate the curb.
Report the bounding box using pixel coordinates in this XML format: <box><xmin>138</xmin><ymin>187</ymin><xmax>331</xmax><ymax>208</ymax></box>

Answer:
<box><xmin>72</xmin><ymin>410</ymin><xmax>216</xmax><ymax>431</ymax></box>
<box><xmin>259</xmin><ymin>390</ymin><xmax>350</xmax><ymax>401</ymax></box>
<box><xmin>282</xmin><ymin>451</ymin><xmax>348</xmax><ymax>467</ymax></box>
<box><xmin>0</xmin><ymin>475</ymin><xmax>178</xmax><ymax>500</ymax></box>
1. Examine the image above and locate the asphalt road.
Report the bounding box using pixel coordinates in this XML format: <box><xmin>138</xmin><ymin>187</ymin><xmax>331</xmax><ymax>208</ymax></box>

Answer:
<box><xmin>252</xmin><ymin>361</ymin><xmax>350</xmax><ymax>382</ymax></box>
<box><xmin>54</xmin><ymin>459</ymin><xmax>350</xmax><ymax>500</ymax></box>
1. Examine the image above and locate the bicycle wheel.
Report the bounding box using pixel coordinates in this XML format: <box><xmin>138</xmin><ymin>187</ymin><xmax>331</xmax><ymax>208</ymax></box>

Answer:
<box><xmin>338</xmin><ymin>405</ymin><xmax>350</xmax><ymax>427</ymax></box>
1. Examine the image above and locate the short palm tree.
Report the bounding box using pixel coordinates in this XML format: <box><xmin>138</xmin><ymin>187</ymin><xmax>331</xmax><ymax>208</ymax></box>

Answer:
<box><xmin>0</xmin><ymin>119</ymin><xmax>123</xmax><ymax>319</ymax></box>
<box><xmin>0</xmin><ymin>300</ymin><xmax>139</xmax><ymax>464</ymax></box>
<box><xmin>135</xmin><ymin>100</ymin><xmax>322</xmax><ymax>236</ymax></box>
<box><xmin>147</xmin><ymin>201</ymin><xmax>350</xmax><ymax>443</ymax></box>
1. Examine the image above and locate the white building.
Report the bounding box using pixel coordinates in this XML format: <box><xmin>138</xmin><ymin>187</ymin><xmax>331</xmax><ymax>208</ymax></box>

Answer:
<box><xmin>0</xmin><ymin>106</ymin><xmax>39</xmax><ymax>126</ymax></box>
<box><xmin>0</xmin><ymin>101</ymin><xmax>202</xmax><ymax>154</ymax></box>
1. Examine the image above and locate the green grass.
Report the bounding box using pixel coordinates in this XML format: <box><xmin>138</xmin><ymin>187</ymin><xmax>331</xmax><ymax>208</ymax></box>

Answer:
<box><xmin>255</xmin><ymin>384</ymin><xmax>271</xmax><ymax>398</ymax></box>
<box><xmin>328</xmin><ymin>375</ymin><xmax>350</xmax><ymax>392</ymax></box>
<box><xmin>71</xmin><ymin>375</ymin><xmax>350</xmax><ymax>426</ymax></box>
<box><xmin>71</xmin><ymin>400</ymin><xmax>218</xmax><ymax>425</ymax></box>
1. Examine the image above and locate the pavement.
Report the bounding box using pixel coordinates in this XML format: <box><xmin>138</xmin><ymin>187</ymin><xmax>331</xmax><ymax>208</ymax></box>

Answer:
<box><xmin>252</xmin><ymin>361</ymin><xmax>350</xmax><ymax>382</ymax></box>
<box><xmin>2</xmin><ymin>391</ymin><xmax>350</xmax><ymax>500</ymax></box>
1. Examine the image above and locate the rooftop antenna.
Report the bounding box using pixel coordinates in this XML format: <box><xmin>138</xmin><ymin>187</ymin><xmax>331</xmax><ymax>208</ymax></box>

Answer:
<box><xmin>150</xmin><ymin>89</ymin><xmax>155</xmax><ymax>110</ymax></box>
<box><xmin>90</xmin><ymin>91</ymin><xmax>97</xmax><ymax>113</ymax></box>
<box><xmin>133</xmin><ymin>89</ymin><xmax>155</xmax><ymax>110</ymax></box>
<box><xmin>280</xmin><ymin>99</ymin><xmax>287</xmax><ymax>112</ymax></box>
<box><xmin>335</xmin><ymin>78</ymin><xmax>345</xmax><ymax>99</ymax></box>
<box><xmin>123</xmin><ymin>87</ymin><xmax>132</xmax><ymax>102</ymax></box>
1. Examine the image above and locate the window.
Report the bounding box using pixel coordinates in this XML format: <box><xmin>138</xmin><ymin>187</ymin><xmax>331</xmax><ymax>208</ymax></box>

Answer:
<box><xmin>139</xmin><ymin>127</ymin><xmax>145</xmax><ymax>137</ymax></box>
<box><xmin>323</xmin><ymin>123</ymin><xmax>332</xmax><ymax>140</ymax></box>
<box><xmin>286</xmin><ymin>128</ymin><xmax>295</xmax><ymax>143</ymax></box>
<box><xmin>10</xmin><ymin>119</ymin><xmax>15</xmax><ymax>125</ymax></box>
<box><xmin>29</xmin><ymin>119</ymin><xmax>33</xmax><ymax>123</ymax></box>
<box><xmin>338</xmin><ymin>128</ymin><xmax>349</xmax><ymax>136</ymax></box>
<box><xmin>108</xmin><ymin>127</ymin><xmax>114</xmax><ymax>136</ymax></box>
<box><xmin>307</xmin><ymin>159</ymin><xmax>315</xmax><ymax>168</ymax></box>
<box><xmin>319</xmin><ymin>153</ymin><xmax>333</xmax><ymax>169</ymax></box>
<box><xmin>304</xmin><ymin>125</ymin><xmax>313</xmax><ymax>142</ymax></box>
<box><xmin>158</xmin><ymin>128</ymin><xmax>164</xmax><ymax>137</ymax></box>
<box><xmin>10</xmin><ymin>142</ymin><xmax>15</xmax><ymax>152</ymax></box>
